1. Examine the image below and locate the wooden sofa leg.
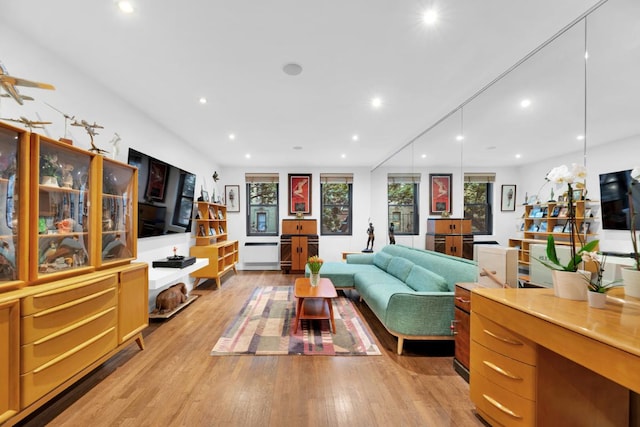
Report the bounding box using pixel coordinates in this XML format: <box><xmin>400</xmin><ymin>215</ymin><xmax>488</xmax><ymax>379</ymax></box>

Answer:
<box><xmin>397</xmin><ymin>337</ymin><xmax>404</xmax><ymax>355</ymax></box>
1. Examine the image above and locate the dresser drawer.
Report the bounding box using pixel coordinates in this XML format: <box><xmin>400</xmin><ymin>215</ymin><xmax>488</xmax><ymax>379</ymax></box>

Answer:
<box><xmin>21</xmin><ymin>275</ymin><xmax>117</xmax><ymax>316</ymax></box>
<box><xmin>21</xmin><ymin>327</ymin><xmax>117</xmax><ymax>407</ymax></box>
<box><xmin>22</xmin><ymin>286</ymin><xmax>117</xmax><ymax>344</ymax></box>
<box><xmin>454</xmin><ymin>285</ymin><xmax>471</xmax><ymax>312</ymax></box>
<box><xmin>471</xmin><ymin>340</ymin><xmax>536</xmax><ymax>400</ymax></box>
<box><xmin>21</xmin><ymin>306</ymin><xmax>117</xmax><ymax>373</ymax></box>
<box><xmin>471</xmin><ymin>370</ymin><xmax>535</xmax><ymax>426</ymax></box>
<box><xmin>471</xmin><ymin>312</ymin><xmax>536</xmax><ymax>364</ymax></box>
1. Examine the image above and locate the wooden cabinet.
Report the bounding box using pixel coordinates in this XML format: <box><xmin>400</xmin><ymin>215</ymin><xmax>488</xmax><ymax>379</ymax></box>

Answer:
<box><xmin>280</xmin><ymin>219</ymin><xmax>318</xmax><ymax>273</ymax></box>
<box><xmin>0</xmin><ymin>298</ymin><xmax>19</xmax><ymax>424</ymax></box>
<box><xmin>425</xmin><ymin>218</ymin><xmax>473</xmax><ymax>259</ymax></box>
<box><xmin>189</xmin><ymin>201</ymin><xmax>238</xmax><ymax>288</ymax></box>
<box><xmin>190</xmin><ymin>240</ymin><xmax>239</xmax><ymax>289</ymax></box>
<box><xmin>115</xmin><ymin>263</ymin><xmax>148</xmax><ymax>345</ymax></box>
<box><xmin>97</xmin><ymin>157</ymin><xmax>138</xmax><ymax>268</ymax></box>
<box><xmin>453</xmin><ymin>283</ymin><xmax>476</xmax><ymax>382</ymax></box>
<box><xmin>0</xmin><ymin>123</ymin><xmax>29</xmax><ymax>292</ymax></box>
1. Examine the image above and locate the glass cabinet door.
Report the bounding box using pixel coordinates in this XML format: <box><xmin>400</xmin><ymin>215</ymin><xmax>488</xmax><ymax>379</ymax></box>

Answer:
<box><xmin>31</xmin><ymin>135</ymin><xmax>95</xmax><ymax>281</ymax></box>
<box><xmin>99</xmin><ymin>158</ymin><xmax>137</xmax><ymax>267</ymax></box>
<box><xmin>0</xmin><ymin>123</ymin><xmax>26</xmax><ymax>289</ymax></box>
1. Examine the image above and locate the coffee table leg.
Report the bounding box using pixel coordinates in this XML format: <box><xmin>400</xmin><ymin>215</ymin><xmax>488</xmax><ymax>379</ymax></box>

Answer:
<box><xmin>294</xmin><ymin>297</ymin><xmax>303</xmax><ymax>334</ymax></box>
<box><xmin>327</xmin><ymin>298</ymin><xmax>336</xmax><ymax>334</ymax></box>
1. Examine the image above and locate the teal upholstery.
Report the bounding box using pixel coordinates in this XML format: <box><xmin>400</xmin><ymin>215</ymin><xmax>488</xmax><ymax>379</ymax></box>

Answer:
<box><xmin>311</xmin><ymin>244</ymin><xmax>478</xmax><ymax>354</ymax></box>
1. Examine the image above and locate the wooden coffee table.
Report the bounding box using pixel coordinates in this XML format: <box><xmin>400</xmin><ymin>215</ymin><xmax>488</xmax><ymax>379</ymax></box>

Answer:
<box><xmin>293</xmin><ymin>277</ymin><xmax>338</xmax><ymax>334</ymax></box>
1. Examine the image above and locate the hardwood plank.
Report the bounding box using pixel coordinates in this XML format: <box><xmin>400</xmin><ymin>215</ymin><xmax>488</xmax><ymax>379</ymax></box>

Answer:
<box><xmin>18</xmin><ymin>271</ymin><xmax>484</xmax><ymax>427</ymax></box>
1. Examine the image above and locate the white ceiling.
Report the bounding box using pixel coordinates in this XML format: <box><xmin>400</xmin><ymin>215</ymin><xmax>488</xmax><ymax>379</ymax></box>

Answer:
<box><xmin>0</xmin><ymin>0</ymin><xmax>618</xmax><ymax>168</ymax></box>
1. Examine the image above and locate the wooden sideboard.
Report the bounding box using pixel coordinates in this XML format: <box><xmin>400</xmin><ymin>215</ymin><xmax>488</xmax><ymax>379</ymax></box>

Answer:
<box><xmin>425</xmin><ymin>218</ymin><xmax>473</xmax><ymax>259</ymax></box>
<box><xmin>280</xmin><ymin>219</ymin><xmax>318</xmax><ymax>274</ymax></box>
<box><xmin>470</xmin><ymin>288</ymin><xmax>640</xmax><ymax>426</ymax></box>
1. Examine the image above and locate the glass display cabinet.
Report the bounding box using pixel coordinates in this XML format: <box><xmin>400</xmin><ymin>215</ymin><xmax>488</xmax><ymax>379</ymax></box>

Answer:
<box><xmin>0</xmin><ymin>122</ymin><xmax>28</xmax><ymax>290</ymax></box>
<box><xmin>30</xmin><ymin>134</ymin><xmax>97</xmax><ymax>282</ymax></box>
<box><xmin>97</xmin><ymin>157</ymin><xmax>138</xmax><ymax>268</ymax></box>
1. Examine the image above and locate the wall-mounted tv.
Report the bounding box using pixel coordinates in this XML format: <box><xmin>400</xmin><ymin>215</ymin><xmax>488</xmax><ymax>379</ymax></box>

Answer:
<box><xmin>599</xmin><ymin>169</ymin><xmax>640</xmax><ymax>230</ymax></box>
<box><xmin>127</xmin><ymin>148</ymin><xmax>196</xmax><ymax>238</ymax></box>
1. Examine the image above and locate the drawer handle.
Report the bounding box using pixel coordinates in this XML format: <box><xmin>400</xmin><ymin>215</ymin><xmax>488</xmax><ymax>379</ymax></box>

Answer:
<box><xmin>33</xmin><ymin>307</ymin><xmax>116</xmax><ymax>346</ymax></box>
<box><xmin>33</xmin><ymin>288</ymin><xmax>115</xmax><ymax>318</ymax></box>
<box><xmin>482</xmin><ymin>394</ymin><xmax>523</xmax><ymax>419</ymax></box>
<box><xmin>32</xmin><ymin>275</ymin><xmax>116</xmax><ymax>298</ymax></box>
<box><xmin>483</xmin><ymin>329</ymin><xmax>523</xmax><ymax>346</ymax></box>
<box><xmin>455</xmin><ymin>297</ymin><xmax>470</xmax><ymax>303</ymax></box>
<box><xmin>482</xmin><ymin>360</ymin><xmax>522</xmax><ymax>380</ymax></box>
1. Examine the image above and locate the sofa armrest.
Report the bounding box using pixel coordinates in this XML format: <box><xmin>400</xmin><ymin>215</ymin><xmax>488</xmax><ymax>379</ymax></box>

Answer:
<box><xmin>384</xmin><ymin>292</ymin><xmax>454</xmax><ymax>336</ymax></box>
<box><xmin>346</xmin><ymin>253</ymin><xmax>374</xmax><ymax>264</ymax></box>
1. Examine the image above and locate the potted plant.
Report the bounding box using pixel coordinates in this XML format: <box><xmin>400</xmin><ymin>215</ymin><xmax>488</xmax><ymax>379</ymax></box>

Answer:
<box><xmin>307</xmin><ymin>255</ymin><xmax>323</xmax><ymax>287</ymax></box>
<box><xmin>581</xmin><ymin>252</ymin><xmax>621</xmax><ymax>308</ymax></box>
<box><xmin>40</xmin><ymin>153</ymin><xmax>61</xmax><ymax>186</ymax></box>
<box><xmin>535</xmin><ymin>164</ymin><xmax>599</xmax><ymax>300</ymax></box>
<box><xmin>622</xmin><ymin>167</ymin><xmax>640</xmax><ymax>298</ymax></box>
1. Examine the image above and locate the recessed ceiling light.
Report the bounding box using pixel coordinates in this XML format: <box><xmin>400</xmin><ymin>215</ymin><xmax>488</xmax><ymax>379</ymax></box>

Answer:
<box><xmin>341</xmin><ymin>153</ymin><xmax>346</xmax><ymax>159</ymax></box>
<box><xmin>456</xmin><ymin>134</ymin><xmax>464</xmax><ymax>141</ymax></box>
<box><xmin>371</xmin><ymin>97</ymin><xmax>383</xmax><ymax>108</ymax></box>
<box><xmin>293</xmin><ymin>146</ymin><xmax>303</xmax><ymax>150</ymax></box>
<box><xmin>422</xmin><ymin>9</ymin><xmax>438</xmax><ymax>25</ymax></box>
<box><xmin>352</xmin><ymin>134</ymin><xmax>359</xmax><ymax>141</ymax></box>
<box><xmin>228</xmin><ymin>133</ymin><xmax>236</xmax><ymax>140</ymax></box>
<box><xmin>245</xmin><ymin>153</ymin><xmax>251</xmax><ymax>159</ymax></box>
<box><xmin>515</xmin><ymin>154</ymin><xmax>522</xmax><ymax>159</ymax></box>
<box><xmin>520</xmin><ymin>98</ymin><xmax>531</xmax><ymax>108</ymax></box>
<box><xmin>421</xmin><ymin>154</ymin><xmax>427</xmax><ymax>159</ymax></box>
<box><xmin>199</xmin><ymin>97</ymin><xmax>207</xmax><ymax>104</ymax></box>
<box><xmin>117</xmin><ymin>1</ymin><xmax>134</xmax><ymax>14</ymax></box>
<box><xmin>283</xmin><ymin>63</ymin><xmax>303</xmax><ymax>76</ymax></box>
<box><xmin>576</xmin><ymin>135</ymin><xmax>585</xmax><ymax>141</ymax></box>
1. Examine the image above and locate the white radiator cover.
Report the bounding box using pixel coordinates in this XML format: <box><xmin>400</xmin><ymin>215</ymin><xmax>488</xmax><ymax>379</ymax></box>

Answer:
<box><xmin>243</xmin><ymin>242</ymin><xmax>279</xmax><ymax>268</ymax></box>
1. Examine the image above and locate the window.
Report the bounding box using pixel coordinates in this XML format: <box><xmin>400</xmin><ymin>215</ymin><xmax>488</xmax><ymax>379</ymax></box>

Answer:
<box><xmin>464</xmin><ymin>173</ymin><xmax>494</xmax><ymax>235</ymax></box>
<box><xmin>172</xmin><ymin>172</ymin><xmax>196</xmax><ymax>229</ymax></box>
<box><xmin>387</xmin><ymin>174</ymin><xmax>420</xmax><ymax>235</ymax></box>
<box><xmin>320</xmin><ymin>173</ymin><xmax>353</xmax><ymax>235</ymax></box>
<box><xmin>246</xmin><ymin>173</ymin><xmax>279</xmax><ymax>236</ymax></box>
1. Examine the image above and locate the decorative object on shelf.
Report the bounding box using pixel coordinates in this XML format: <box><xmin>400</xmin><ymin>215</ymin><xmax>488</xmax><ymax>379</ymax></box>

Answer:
<box><xmin>71</xmin><ymin>119</ymin><xmax>108</xmax><ymax>155</ymax></box>
<box><xmin>307</xmin><ymin>255</ymin><xmax>323</xmax><ymax>287</ymax></box>
<box><xmin>622</xmin><ymin>167</ymin><xmax>640</xmax><ymax>298</ymax></box>
<box><xmin>551</xmin><ymin>270</ymin><xmax>590</xmax><ymax>300</ymax></box>
<box><xmin>40</xmin><ymin>153</ymin><xmax>60</xmax><ymax>186</ymax></box>
<box><xmin>587</xmin><ymin>290</ymin><xmax>606</xmax><ymax>308</ymax></box>
<box><xmin>429</xmin><ymin>173</ymin><xmax>452</xmax><ymax>215</ymax></box>
<box><xmin>225</xmin><ymin>184</ymin><xmax>240</xmax><ymax>212</ymax></box>
<box><xmin>199</xmin><ymin>187</ymin><xmax>209</xmax><ymax>202</ymax></box>
<box><xmin>535</xmin><ymin>164</ymin><xmax>599</xmax><ymax>298</ymax></box>
<box><xmin>288</xmin><ymin>173</ymin><xmax>312</xmax><ymax>215</ymax></box>
<box><xmin>501</xmin><ymin>184</ymin><xmax>516</xmax><ymax>211</ymax></box>
<box><xmin>364</xmin><ymin>222</ymin><xmax>374</xmax><ymax>252</ymax></box>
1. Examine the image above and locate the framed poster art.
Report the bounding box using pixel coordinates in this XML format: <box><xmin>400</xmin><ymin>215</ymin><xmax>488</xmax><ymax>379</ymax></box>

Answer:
<box><xmin>429</xmin><ymin>173</ymin><xmax>452</xmax><ymax>215</ymax></box>
<box><xmin>288</xmin><ymin>174</ymin><xmax>312</xmax><ymax>215</ymax></box>
<box><xmin>225</xmin><ymin>185</ymin><xmax>240</xmax><ymax>212</ymax></box>
<box><xmin>501</xmin><ymin>185</ymin><xmax>516</xmax><ymax>211</ymax></box>
<box><xmin>145</xmin><ymin>160</ymin><xmax>168</xmax><ymax>201</ymax></box>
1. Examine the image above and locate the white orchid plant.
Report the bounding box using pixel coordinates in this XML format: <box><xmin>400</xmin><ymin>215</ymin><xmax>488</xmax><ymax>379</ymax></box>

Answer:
<box><xmin>580</xmin><ymin>251</ymin><xmax>621</xmax><ymax>293</ymax></box>
<box><xmin>537</xmin><ymin>163</ymin><xmax>599</xmax><ymax>272</ymax></box>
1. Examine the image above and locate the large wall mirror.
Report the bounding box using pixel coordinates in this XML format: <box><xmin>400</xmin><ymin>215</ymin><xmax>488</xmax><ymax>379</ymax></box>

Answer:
<box><xmin>373</xmin><ymin>0</ymin><xmax>640</xmax><ymax>267</ymax></box>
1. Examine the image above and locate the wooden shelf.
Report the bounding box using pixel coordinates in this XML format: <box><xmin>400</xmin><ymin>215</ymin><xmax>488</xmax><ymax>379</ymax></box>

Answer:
<box><xmin>149</xmin><ymin>294</ymin><xmax>199</xmax><ymax>320</ymax></box>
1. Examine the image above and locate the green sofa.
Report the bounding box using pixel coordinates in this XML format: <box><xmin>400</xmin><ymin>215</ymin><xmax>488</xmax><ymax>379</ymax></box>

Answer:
<box><xmin>309</xmin><ymin>245</ymin><xmax>478</xmax><ymax>354</ymax></box>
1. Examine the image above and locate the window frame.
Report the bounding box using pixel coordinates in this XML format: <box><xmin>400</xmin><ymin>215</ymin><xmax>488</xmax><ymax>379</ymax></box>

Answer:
<box><xmin>246</xmin><ymin>181</ymin><xmax>279</xmax><ymax>236</ymax></box>
<box><xmin>320</xmin><ymin>181</ymin><xmax>353</xmax><ymax>235</ymax></box>
<box><xmin>387</xmin><ymin>180</ymin><xmax>420</xmax><ymax>236</ymax></box>
<box><xmin>464</xmin><ymin>181</ymin><xmax>493</xmax><ymax>235</ymax></box>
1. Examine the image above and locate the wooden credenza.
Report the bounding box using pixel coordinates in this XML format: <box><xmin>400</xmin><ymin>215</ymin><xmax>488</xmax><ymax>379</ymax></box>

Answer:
<box><xmin>280</xmin><ymin>219</ymin><xmax>318</xmax><ymax>274</ymax></box>
<box><xmin>452</xmin><ymin>282</ymin><xmax>479</xmax><ymax>382</ymax></box>
<box><xmin>425</xmin><ymin>218</ymin><xmax>473</xmax><ymax>259</ymax></box>
<box><xmin>470</xmin><ymin>288</ymin><xmax>639</xmax><ymax>426</ymax></box>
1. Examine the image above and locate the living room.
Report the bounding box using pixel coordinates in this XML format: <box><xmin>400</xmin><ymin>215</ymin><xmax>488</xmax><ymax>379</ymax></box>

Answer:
<box><xmin>1</xmin><ymin>0</ymin><xmax>639</xmax><ymax>425</ymax></box>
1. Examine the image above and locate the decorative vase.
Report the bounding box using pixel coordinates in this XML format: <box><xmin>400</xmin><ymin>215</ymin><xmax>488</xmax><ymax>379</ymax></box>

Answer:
<box><xmin>310</xmin><ymin>272</ymin><xmax>320</xmax><ymax>287</ymax></box>
<box><xmin>621</xmin><ymin>267</ymin><xmax>640</xmax><ymax>298</ymax></box>
<box><xmin>587</xmin><ymin>291</ymin><xmax>607</xmax><ymax>309</ymax></box>
<box><xmin>552</xmin><ymin>270</ymin><xmax>589</xmax><ymax>300</ymax></box>
<box><xmin>41</xmin><ymin>175</ymin><xmax>58</xmax><ymax>187</ymax></box>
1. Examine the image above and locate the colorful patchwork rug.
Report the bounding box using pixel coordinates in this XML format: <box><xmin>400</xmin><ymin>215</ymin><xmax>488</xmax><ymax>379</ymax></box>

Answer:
<box><xmin>211</xmin><ymin>286</ymin><xmax>381</xmax><ymax>356</ymax></box>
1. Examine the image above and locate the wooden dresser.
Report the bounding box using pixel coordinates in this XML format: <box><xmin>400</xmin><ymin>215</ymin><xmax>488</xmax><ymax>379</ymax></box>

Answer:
<box><xmin>280</xmin><ymin>219</ymin><xmax>319</xmax><ymax>273</ymax></box>
<box><xmin>425</xmin><ymin>218</ymin><xmax>473</xmax><ymax>259</ymax></box>
<box><xmin>470</xmin><ymin>288</ymin><xmax>639</xmax><ymax>426</ymax></box>
<box><xmin>452</xmin><ymin>282</ymin><xmax>480</xmax><ymax>382</ymax></box>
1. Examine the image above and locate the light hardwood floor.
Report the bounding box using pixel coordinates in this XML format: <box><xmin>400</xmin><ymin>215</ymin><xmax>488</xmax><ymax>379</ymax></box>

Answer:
<box><xmin>19</xmin><ymin>271</ymin><xmax>486</xmax><ymax>427</ymax></box>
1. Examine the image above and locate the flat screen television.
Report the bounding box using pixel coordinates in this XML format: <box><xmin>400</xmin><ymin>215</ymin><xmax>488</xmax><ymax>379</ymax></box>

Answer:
<box><xmin>127</xmin><ymin>148</ymin><xmax>196</xmax><ymax>238</ymax></box>
<box><xmin>599</xmin><ymin>169</ymin><xmax>640</xmax><ymax>230</ymax></box>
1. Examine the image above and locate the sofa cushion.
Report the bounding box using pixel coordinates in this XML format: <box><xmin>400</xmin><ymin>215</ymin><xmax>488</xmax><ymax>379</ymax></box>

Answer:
<box><xmin>346</xmin><ymin>253</ymin><xmax>374</xmax><ymax>264</ymax></box>
<box><xmin>405</xmin><ymin>265</ymin><xmax>448</xmax><ymax>292</ymax></box>
<box><xmin>386</xmin><ymin>257</ymin><xmax>414</xmax><ymax>282</ymax></box>
<box><xmin>373</xmin><ymin>251</ymin><xmax>393</xmax><ymax>271</ymax></box>
<box><xmin>308</xmin><ymin>262</ymin><xmax>378</xmax><ymax>288</ymax></box>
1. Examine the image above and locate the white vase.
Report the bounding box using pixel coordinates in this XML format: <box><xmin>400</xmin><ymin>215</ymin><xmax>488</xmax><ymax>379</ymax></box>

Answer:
<box><xmin>552</xmin><ymin>270</ymin><xmax>589</xmax><ymax>300</ymax></box>
<box><xmin>621</xmin><ymin>267</ymin><xmax>640</xmax><ymax>298</ymax></box>
<box><xmin>587</xmin><ymin>291</ymin><xmax>607</xmax><ymax>308</ymax></box>
<box><xmin>41</xmin><ymin>175</ymin><xmax>58</xmax><ymax>187</ymax></box>
<box><xmin>309</xmin><ymin>272</ymin><xmax>320</xmax><ymax>287</ymax></box>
